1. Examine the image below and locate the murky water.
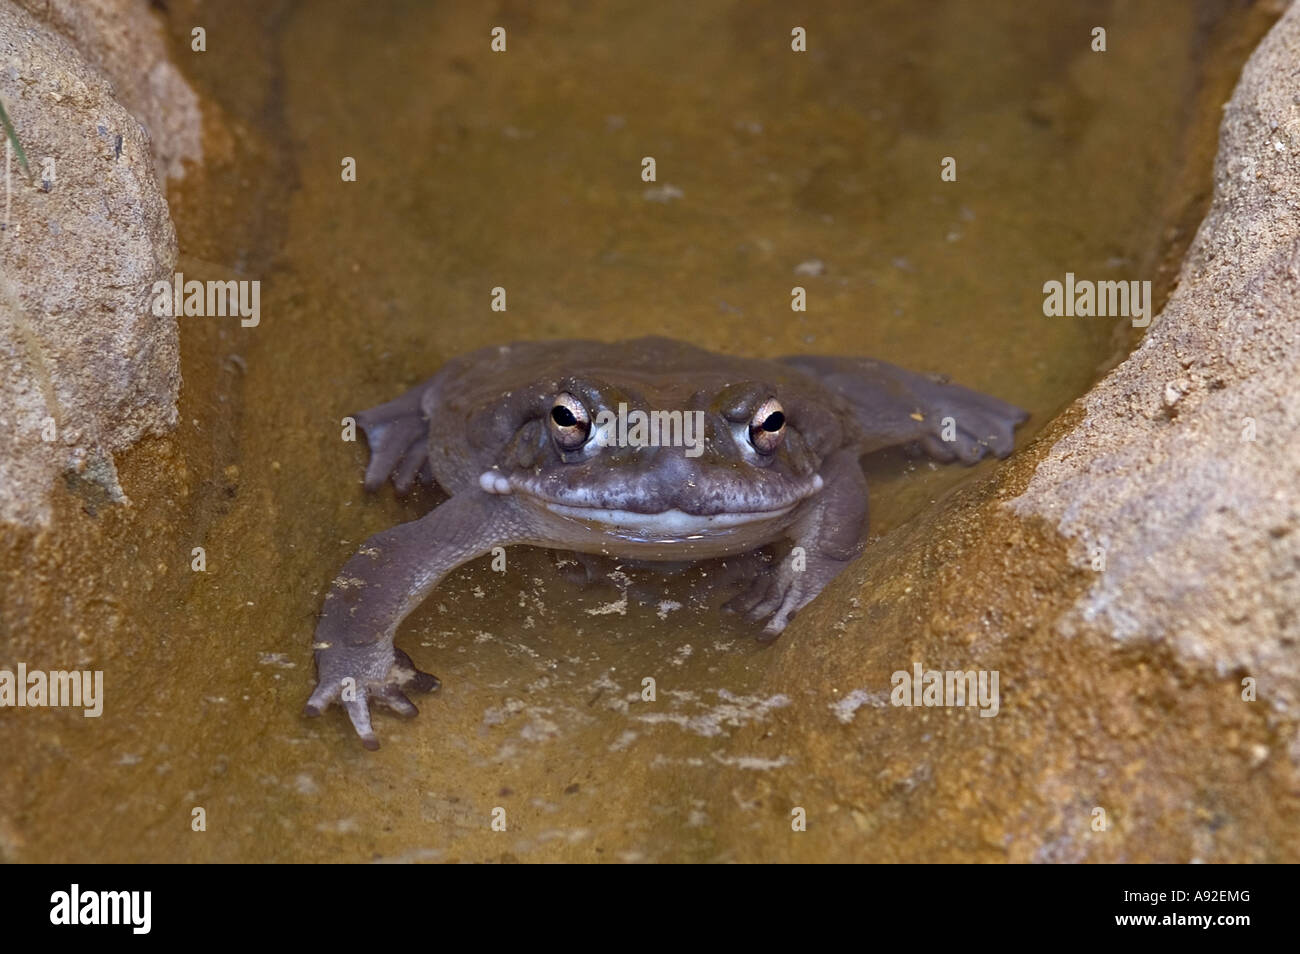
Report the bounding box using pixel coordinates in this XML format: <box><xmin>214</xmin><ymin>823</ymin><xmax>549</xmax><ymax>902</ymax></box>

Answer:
<box><xmin>0</xmin><ymin>0</ymin><xmax>1274</xmax><ymax>861</ymax></box>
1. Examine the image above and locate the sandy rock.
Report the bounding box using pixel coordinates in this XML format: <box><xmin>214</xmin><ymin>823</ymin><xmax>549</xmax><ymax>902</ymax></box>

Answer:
<box><xmin>0</xmin><ymin>0</ymin><xmax>179</xmax><ymax>527</ymax></box>
<box><xmin>14</xmin><ymin>0</ymin><xmax>202</xmax><ymax>182</ymax></box>
<box><xmin>1011</xmin><ymin>0</ymin><xmax>1300</xmax><ymax>719</ymax></box>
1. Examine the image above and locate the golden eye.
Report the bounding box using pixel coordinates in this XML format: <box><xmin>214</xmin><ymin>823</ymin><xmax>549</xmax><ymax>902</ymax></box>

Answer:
<box><xmin>749</xmin><ymin>397</ymin><xmax>785</xmax><ymax>454</ymax></box>
<box><xmin>548</xmin><ymin>392</ymin><xmax>591</xmax><ymax>450</ymax></box>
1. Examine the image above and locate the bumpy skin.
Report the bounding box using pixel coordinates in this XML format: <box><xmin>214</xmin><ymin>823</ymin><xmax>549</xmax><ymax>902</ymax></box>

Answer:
<box><xmin>305</xmin><ymin>337</ymin><xmax>1028</xmax><ymax>747</ymax></box>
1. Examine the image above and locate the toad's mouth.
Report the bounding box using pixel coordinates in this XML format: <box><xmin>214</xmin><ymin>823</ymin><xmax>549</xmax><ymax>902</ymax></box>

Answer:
<box><xmin>477</xmin><ymin>469</ymin><xmax>824</xmax><ymax>538</ymax></box>
<box><xmin>539</xmin><ymin>502</ymin><xmax>799</xmax><ymax>535</ymax></box>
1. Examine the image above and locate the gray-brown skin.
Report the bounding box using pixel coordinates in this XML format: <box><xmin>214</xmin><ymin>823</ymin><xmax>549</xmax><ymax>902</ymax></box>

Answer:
<box><xmin>305</xmin><ymin>337</ymin><xmax>1027</xmax><ymax>748</ymax></box>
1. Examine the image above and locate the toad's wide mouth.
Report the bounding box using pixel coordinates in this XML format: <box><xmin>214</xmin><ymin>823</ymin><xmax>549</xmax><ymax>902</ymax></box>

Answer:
<box><xmin>477</xmin><ymin>469</ymin><xmax>825</xmax><ymax>537</ymax></box>
<box><xmin>540</xmin><ymin>502</ymin><xmax>799</xmax><ymax>535</ymax></box>
<box><xmin>483</xmin><ymin>470</ymin><xmax>826</xmax><ymax>530</ymax></box>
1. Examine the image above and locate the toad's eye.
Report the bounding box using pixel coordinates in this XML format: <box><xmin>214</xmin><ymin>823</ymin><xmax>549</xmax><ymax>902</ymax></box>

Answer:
<box><xmin>748</xmin><ymin>397</ymin><xmax>785</xmax><ymax>454</ymax></box>
<box><xmin>548</xmin><ymin>392</ymin><xmax>591</xmax><ymax>450</ymax></box>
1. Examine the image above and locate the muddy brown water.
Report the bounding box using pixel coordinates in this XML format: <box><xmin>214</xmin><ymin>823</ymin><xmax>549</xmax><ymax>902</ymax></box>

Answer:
<box><xmin>0</xmin><ymin>0</ymin><xmax>1277</xmax><ymax>861</ymax></box>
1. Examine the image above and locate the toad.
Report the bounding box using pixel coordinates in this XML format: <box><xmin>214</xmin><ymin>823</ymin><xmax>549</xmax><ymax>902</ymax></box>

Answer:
<box><xmin>305</xmin><ymin>337</ymin><xmax>1027</xmax><ymax>747</ymax></box>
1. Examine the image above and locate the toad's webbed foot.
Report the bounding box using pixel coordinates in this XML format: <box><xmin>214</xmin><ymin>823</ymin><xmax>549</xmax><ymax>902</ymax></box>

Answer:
<box><xmin>725</xmin><ymin>546</ymin><xmax>856</xmax><ymax>639</ymax></box>
<box><xmin>906</xmin><ymin>377</ymin><xmax>1026</xmax><ymax>463</ymax></box>
<box><xmin>304</xmin><ymin>647</ymin><xmax>438</xmax><ymax>750</ymax></box>
<box><xmin>355</xmin><ymin>379</ymin><xmax>437</xmax><ymax>494</ymax></box>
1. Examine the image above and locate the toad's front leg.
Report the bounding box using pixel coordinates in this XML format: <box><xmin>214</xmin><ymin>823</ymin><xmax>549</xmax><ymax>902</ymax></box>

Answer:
<box><xmin>726</xmin><ymin>448</ymin><xmax>869</xmax><ymax>638</ymax></box>
<box><xmin>304</xmin><ymin>492</ymin><xmax>536</xmax><ymax>749</ymax></box>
